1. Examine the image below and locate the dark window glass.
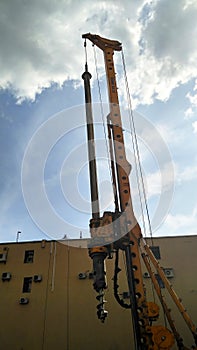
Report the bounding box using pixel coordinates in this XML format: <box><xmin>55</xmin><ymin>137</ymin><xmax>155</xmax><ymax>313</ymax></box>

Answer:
<box><xmin>24</xmin><ymin>250</ymin><xmax>34</xmax><ymax>263</ymax></box>
<box><xmin>150</xmin><ymin>246</ymin><xmax>161</xmax><ymax>259</ymax></box>
<box><xmin>155</xmin><ymin>274</ymin><xmax>165</xmax><ymax>289</ymax></box>
<box><xmin>23</xmin><ymin>277</ymin><xmax>32</xmax><ymax>293</ymax></box>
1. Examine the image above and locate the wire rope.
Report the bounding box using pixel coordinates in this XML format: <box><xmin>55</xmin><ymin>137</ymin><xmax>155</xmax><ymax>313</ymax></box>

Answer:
<box><xmin>84</xmin><ymin>39</ymin><xmax>87</xmax><ymax>65</ymax></box>
<box><xmin>121</xmin><ymin>49</ymin><xmax>154</xmax><ymax>246</ymax></box>
<box><xmin>121</xmin><ymin>48</ymin><xmax>156</xmax><ymax>305</ymax></box>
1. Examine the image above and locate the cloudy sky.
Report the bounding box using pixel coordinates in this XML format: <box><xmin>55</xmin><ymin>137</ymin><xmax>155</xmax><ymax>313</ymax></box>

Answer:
<box><xmin>0</xmin><ymin>0</ymin><xmax>197</xmax><ymax>243</ymax></box>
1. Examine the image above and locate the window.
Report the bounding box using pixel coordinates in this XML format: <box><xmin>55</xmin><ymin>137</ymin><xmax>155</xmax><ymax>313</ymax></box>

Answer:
<box><xmin>23</xmin><ymin>277</ymin><xmax>32</xmax><ymax>293</ymax></box>
<box><xmin>150</xmin><ymin>246</ymin><xmax>161</xmax><ymax>260</ymax></box>
<box><xmin>24</xmin><ymin>250</ymin><xmax>34</xmax><ymax>263</ymax></box>
<box><xmin>155</xmin><ymin>274</ymin><xmax>165</xmax><ymax>289</ymax></box>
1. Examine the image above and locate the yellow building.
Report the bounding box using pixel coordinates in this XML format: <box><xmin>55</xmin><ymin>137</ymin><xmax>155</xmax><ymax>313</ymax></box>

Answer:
<box><xmin>0</xmin><ymin>236</ymin><xmax>196</xmax><ymax>350</ymax></box>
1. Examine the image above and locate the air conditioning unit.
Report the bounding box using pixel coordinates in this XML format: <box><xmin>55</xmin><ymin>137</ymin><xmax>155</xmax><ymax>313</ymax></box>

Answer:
<box><xmin>164</xmin><ymin>268</ymin><xmax>174</xmax><ymax>278</ymax></box>
<box><xmin>143</xmin><ymin>272</ymin><xmax>150</xmax><ymax>278</ymax></box>
<box><xmin>0</xmin><ymin>253</ymin><xmax>7</xmax><ymax>263</ymax></box>
<box><xmin>2</xmin><ymin>272</ymin><xmax>11</xmax><ymax>281</ymax></box>
<box><xmin>34</xmin><ymin>275</ymin><xmax>42</xmax><ymax>282</ymax></box>
<box><xmin>19</xmin><ymin>297</ymin><xmax>29</xmax><ymax>305</ymax></box>
<box><xmin>78</xmin><ymin>272</ymin><xmax>87</xmax><ymax>280</ymax></box>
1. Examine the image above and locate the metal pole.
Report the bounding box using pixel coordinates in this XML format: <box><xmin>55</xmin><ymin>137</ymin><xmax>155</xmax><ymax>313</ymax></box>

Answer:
<box><xmin>16</xmin><ymin>231</ymin><xmax>21</xmax><ymax>243</ymax></box>
<box><xmin>82</xmin><ymin>64</ymin><xmax>100</xmax><ymax>219</ymax></box>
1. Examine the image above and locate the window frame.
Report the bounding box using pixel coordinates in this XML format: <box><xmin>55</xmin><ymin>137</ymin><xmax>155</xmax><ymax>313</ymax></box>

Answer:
<box><xmin>150</xmin><ymin>246</ymin><xmax>161</xmax><ymax>260</ymax></box>
<box><xmin>22</xmin><ymin>277</ymin><xmax>33</xmax><ymax>293</ymax></box>
<box><xmin>24</xmin><ymin>250</ymin><xmax>34</xmax><ymax>263</ymax></box>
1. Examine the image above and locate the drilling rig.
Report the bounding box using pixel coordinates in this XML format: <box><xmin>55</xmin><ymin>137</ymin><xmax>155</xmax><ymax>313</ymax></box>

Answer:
<box><xmin>82</xmin><ymin>33</ymin><xmax>197</xmax><ymax>350</ymax></box>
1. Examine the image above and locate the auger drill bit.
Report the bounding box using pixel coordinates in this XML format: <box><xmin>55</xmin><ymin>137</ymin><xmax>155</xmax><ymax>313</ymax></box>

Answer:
<box><xmin>90</xmin><ymin>250</ymin><xmax>108</xmax><ymax>322</ymax></box>
<box><xmin>96</xmin><ymin>289</ymin><xmax>108</xmax><ymax>322</ymax></box>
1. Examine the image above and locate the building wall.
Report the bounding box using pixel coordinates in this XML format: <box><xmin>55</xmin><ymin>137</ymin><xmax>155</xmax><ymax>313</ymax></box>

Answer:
<box><xmin>0</xmin><ymin>236</ymin><xmax>196</xmax><ymax>350</ymax></box>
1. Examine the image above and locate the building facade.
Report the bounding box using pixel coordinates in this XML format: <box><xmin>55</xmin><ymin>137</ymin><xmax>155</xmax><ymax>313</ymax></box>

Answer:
<box><xmin>0</xmin><ymin>236</ymin><xmax>196</xmax><ymax>350</ymax></box>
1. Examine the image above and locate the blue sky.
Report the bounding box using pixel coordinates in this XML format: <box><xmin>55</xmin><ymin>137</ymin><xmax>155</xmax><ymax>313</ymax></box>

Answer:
<box><xmin>0</xmin><ymin>0</ymin><xmax>197</xmax><ymax>243</ymax></box>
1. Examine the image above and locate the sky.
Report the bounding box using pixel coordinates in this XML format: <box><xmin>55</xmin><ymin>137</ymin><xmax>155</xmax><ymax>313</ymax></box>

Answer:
<box><xmin>0</xmin><ymin>0</ymin><xmax>197</xmax><ymax>244</ymax></box>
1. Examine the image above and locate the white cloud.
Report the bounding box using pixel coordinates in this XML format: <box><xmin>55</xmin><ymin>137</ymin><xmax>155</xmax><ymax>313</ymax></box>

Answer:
<box><xmin>145</xmin><ymin>161</ymin><xmax>175</xmax><ymax>198</ymax></box>
<box><xmin>176</xmin><ymin>163</ymin><xmax>197</xmax><ymax>183</ymax></box>
<box><xmin>130</xmin><ymin>0</ymin><xmax>197</xmax><ymax>105</ymax></box>
<box><xmin>0</xmin><ymin>0</ymin><xmax>197</xmax><ymax>105</ymax></box>
<box><xmin>187</xmin><ymin>91</ymin><xmax>197</xmax><ymax>107</ymax></box>
<box><xmin>185</xmin><ymin>79</ymin><xmax>197</xmax><ymax>118</ymax></box>
<box><xmin>184</xmin><ymin>107</ymin><xmax>194</xmax><ymax>119</ymax></box>
<box><xmin>165</xmin><ymin>206</ymin><xmax>197</xmax><ymax>233</ymax></box>
<box><xmin>192</xmin><ymin>121</ymin><xmax>197</xmax><ymax>133</ymax></box>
